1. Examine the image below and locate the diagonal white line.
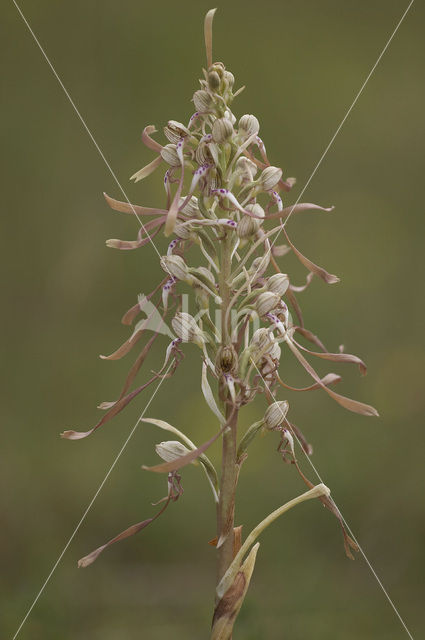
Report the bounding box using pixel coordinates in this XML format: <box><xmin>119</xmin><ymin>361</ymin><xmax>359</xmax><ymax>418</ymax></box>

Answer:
<box><xmin>11</xmin><ymin>363</ymin><xmax>173</xmax><ymax>640</ymax></box>
<box><xmin>11</xmin><ymin>0</ymin><xmax>174</xmax><ymax>276</ymax></box>
<box><xmin>250</xmin><ymin>358</ymin><xmax>415</xmax><ymax>639</ymax></box>
<box><xmin>266</xmin><ymin>0</ymin><xmax>415</xmax><ymax>260</ymax></box>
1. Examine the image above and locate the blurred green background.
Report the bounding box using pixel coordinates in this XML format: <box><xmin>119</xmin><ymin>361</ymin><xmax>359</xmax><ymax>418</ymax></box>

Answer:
<box><xmin>2</xmin><ymin>1</ymin><xmax>424</xmax><ymax>638</ymax></box>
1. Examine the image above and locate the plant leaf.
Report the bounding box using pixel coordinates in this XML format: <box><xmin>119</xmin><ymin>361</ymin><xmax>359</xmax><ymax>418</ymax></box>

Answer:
<box><xmin>211</xmin><ymin>543</ymin><xmax>259</xmax><ymax>640</ymax></box>
<box><xmin>217</xmin><ymin>484</ymin><xmax>330</xmax><ymax>599</ymax></box>
<box><xmin>201</xmin><ymin>361</ymin><xmax>226</xmax><ymax>424</ymax></box>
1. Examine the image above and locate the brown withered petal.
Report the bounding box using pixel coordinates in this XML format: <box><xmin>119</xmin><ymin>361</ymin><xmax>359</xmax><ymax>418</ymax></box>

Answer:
<box><xmin>293</xmin><ymin>339</ymin><xmax>367</xmax><ymax>375</ymax></box>
<box><xmin>78</xmin><ymin>497</ymin><xmax>172</xmax><ymax>568</ymax></box>
<box><xmin>283</xmin><ymin>229</ymin><xmax>340</xmax><ymax>285</ymax></box>
<box><xmin>61</xmin><ymin>375</ymin><xmax>158</xmax><ymax>440</ymax></box>
<box><xmin>103</xmin><ymin>192</ymin><xmax>167</xmax><ymax>217</ymax></box>
<box><xmin>292</xmin><ymin>460</ymin><xmax>358</xmax><ymax>559</ymax></box>
<box><xmin>121</xmin><ymin>280</ymin><xmax>166</xmax><ymax>326</ymax></box>
<box><xmin>286</xmin><ymin>288</ymin><xmax>304</xmax><ymax>327</ymax></box>
<box><xmin>142</xmin><ymin>421</ymin><xmax>230</xmax><ymax>474</ymax></box>
<box><xmin>130</xmin><ymin>155</ymin><xmax>163</xmax><ymax>183</ymax></box>
<box><xmin>277</xmin><ymin>372</ymin><xmax>341</xmax><ymax>392</ymax></box>
<box><xmin>290</xmin><ymin>272</ymin><xmax>314</xmax><ymax>293</ymax></box>
<box><xmin>61</xmin><ymin>328</ymin><xmax>164</xmax><ymax>439</ymax></box>
<box><xmin>121</xmin><ymin>302</ymin><xmax>141</xmax><ymax>326</ymax></box>
<box><xmin>141</xmin><ymin>125</ymin><xmax>163</xmax><ymax>153</ymax></box>
<box><xmin>295</xmin><ymin>326</ymin><xmax>328</xmax><ymax>352</ymax></box>
<box><xmin>286</xmin><ymin>339</ymin><xmax>379</xmax><ymax>417</ymax></box>
<box><xmin>98</xmin><ymin>319</ymin><xmax>167</xmax><ymax>410</ymax></box>
<box><xmin>266</xmin><ymin>202</ymin><xmax>335</xmax><ymax>221</ymax></box>
<box><xmin>278</xmin><ymin>177</ymin><xmax>296</xmax><ymax>192</ymax></box>
<box><xmin>99</xmin><ymin>327</ymin><xmax>144</xmax><ymax>361</ymax></box>
<box><xmin>106</xmin><ymin>224</ymin><xmax>162</xmax><ymax>250</ymax></box>
<box><xmin>286</xmin><ymin>421</ymin><xmax>313</xmax><ymax>456</ymax></box>
<box><xmin>271</xmin><ymin>244</ymin><xmax>290</xmax><ymax>257</ymax></box>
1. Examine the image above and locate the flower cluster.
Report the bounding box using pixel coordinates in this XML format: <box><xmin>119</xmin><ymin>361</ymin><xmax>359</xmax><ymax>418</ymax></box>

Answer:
<box><xmin>68</xmin><ymin>9</ymin><xmax>378</xmax><ymax>638</ymax></box>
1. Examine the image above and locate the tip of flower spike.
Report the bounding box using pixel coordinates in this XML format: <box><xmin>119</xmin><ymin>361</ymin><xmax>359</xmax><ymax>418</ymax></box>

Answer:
<box><xmin>204</xmin><ymin>9</ymin><xmax>217</xmax><ymax>69</ymax></box>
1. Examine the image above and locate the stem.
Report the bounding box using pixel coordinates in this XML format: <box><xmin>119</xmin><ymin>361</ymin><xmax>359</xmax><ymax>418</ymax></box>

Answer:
<box><xmin>216</xmin><ymin>233</ymin><xmax>239</xmax><ymax>584</ymax></box>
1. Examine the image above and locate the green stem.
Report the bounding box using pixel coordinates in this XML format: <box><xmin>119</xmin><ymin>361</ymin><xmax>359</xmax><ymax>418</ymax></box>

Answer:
<box><xmin>216</xmin><ymin>233</ymin><xmax>239</xmax><ymax>584</ymax></box>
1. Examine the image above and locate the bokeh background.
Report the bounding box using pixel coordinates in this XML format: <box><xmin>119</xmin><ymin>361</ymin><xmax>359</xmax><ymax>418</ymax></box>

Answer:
<box><xmin>2</xmin><ymin>1</ymin><xmax>424</xmax><ymax>638</ymax></box>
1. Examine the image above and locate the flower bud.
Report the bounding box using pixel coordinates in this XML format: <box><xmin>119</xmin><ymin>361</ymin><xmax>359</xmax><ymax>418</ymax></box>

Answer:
<box><xmin>208</xmin><ymin>70</ymin><xmax>221</xmax><ymax>90</ymax></box>
<box><xmin>248</xmin><ymin>253</ymin><xmax>270</xmax><ymax>278</ymax></box>
<box><xmin>163</xmin><ymin>120</ymin><xmax>189</xmax><ymax>144</ymax></box>
<box><xmin>267</xmin><ymin>273</ymin><xmax>289</xmax><ymax>297</ymax></box>
<box><xmin>235</xmin><ymin>156</ymin><xmax>258</xmax><ymax>181</ymax></box>
<box><xmin>212</xmin><ymin>117</ymin><xmax>233</xmax><ymax>143</ymax></box>
<box><xmin>222</xmin><ymin>70</ymin><xmax>235</xmax><ymax>90</ymax></box>
<box><xmin>160</xmin><ymin>254</ymin><xmax>190</xmax><ymax>281</ymax></box>
<box><xmin>263</xmin><ymin>401</ymin><xmax>289</xmax><ymax>430</ymax></box>
<box><xmin>155</xmin><ymin>440</ymin><xmax>191</xmax><ymax>462</ymax></box>
<box><xmin>173</xmin><ymin>222</ymin><xmax>191</xmax><ymax>240</ymax></box>
<box><xmin>251</xmin><ymin>328</ymin><xmax>276</xmax><ymax>357</ymax></box>
<box><xmin>195</xmin><ymin>141</ymin><xmax>214</xmax><ymax>166</ymax></box>
<box><xmin>194</xmin><ymin>266</ymin><xmax>216</xmax><ymax>287</ymax></box>
<box><xmin>160</xmin><ymin>143</ymin><xmax>181</xmax><ymax>167</ymax></box>
<box><xmin>238</xmin><ymin>114</ymin><xmax>260</xmax><ymax>138</ymax></box>
<box><xmin>256</xmin><ymin>291</ymin><xmax>280</xmax><ymax>317</ymax></box>
<box><xmin>216</xmin><ymin>344</ymin><xmax>238</xmax><ymax>375</ymax></box>
<box><xmin>178</xmin><ymin>195</ymin><xmax>199</xmax><ymax>217</ymax></box>
<box><xmin>193</xmin><ymin>90</ymin><xmax>212</xmax><ymax>112</ymax></box>
<box><xmin>260</xmin><ymin>166</ymin><xmax>282</xmax><ymax>191</ymax></box>
<box><xmin>171</xmin><ymin>312</ymin><xmax>205</xmax><ymax>345</ymax></box>
<box><xmin>237</xmin><ymin>206</ymin><xmax>264</xmax><ymax>240</ymax></box>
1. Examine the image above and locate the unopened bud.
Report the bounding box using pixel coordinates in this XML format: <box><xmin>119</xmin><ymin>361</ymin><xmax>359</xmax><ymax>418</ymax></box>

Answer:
<box><xmin>251</xmin><ymin>328</ymin><xmax>276</xmax><ymax>357</ymax></box>
<box><xmin>267</xmin><ymin>273</ymin><xmax>289</xmax><ymax>296</ymax></box>
<box><xmin>260</xmin><ymin>166</ymin><xmax>282</xmax><ymax>191</ymax></box>
<box><xmin>216</xmin><ymin>344</ymin><xmax>238</xmax><ymax>375</ymax></box>
<box><xmin>264</xmin><ymin>401</ymin><xmax>289</xmax><ymax>430</ymax></box>
<box><xmin>155</xmin><ymin>440</ymin><xmax>191</xmax><ymax>462</ymax></box>
<box><xmin>194</xmin><ymin>266</ymin><xmax>216</xmax><ymax>287</ymax></box>
<box><xmin>178</xmin><ymin>195</ymin><xmax>199</xmax><ymax>217</ymax></box>
<box><xmin>222</xmin><ymin>70</ymin><xmax>235</xmax><ymax>90</ymax></box>
<box><xmin>160</xmin><ymin>143</ymin><xmax>181</xmax><ymax>167</ymax></box>
<box><xmin>256</xmin><ymin>291</ymin><xmax>280</xmax><ymax>317</ymax></box>
<box><xmin>195</xmin><ymin>141</ymin><xmax>214</xmax><ymax>166</ymax></box>
<box><xmin>163</xmin><ymin>120</ymin><xmax>190</xmax><ymax>144</ymax></box>
<box><xmin>208</xmin><ymin>70</ymin><xmax>221</xmax><ymax>90</ymax></box>
<box><xmin>171</xmin><ymin>312</ymin><xmax>205</xmax><ymax>345</ymax></box>
<box><xmin>212</xmin><ymin>117</ymin><xmax>233</xmax><ymax>143</ymax></box>
<box><xmin>249</xmin><ymin>253</ymin><xmax>270</xmax><ymax>278</ymax></box>
<box><xmin>173</xmin><ymin>222</ymin><xmax>191</xmax><ymax>240</ymax></box>
<box><xmin>160</xmin><ymin>254</ymin><xmax>190</xmax><ymax>281</ymax></box>
<box><xmin>193</xmin><ymin>90</ymin><xmax>212</xmax><ymax>112</ymax></box>
<box><xmin>238</xmin><ymin>114</ymin><xmax>260</xmax><ymax>138</ymax></box>
<box><xmin>236</xmin><ymin>156</ymin><xmax>258</xmax><ymax>181</ymax></box>
<box><xmin>237</xmin><ymin>206</ymin><xmax>264</xmax><ymax>239</ymax></box>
